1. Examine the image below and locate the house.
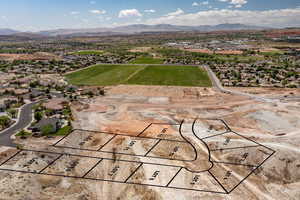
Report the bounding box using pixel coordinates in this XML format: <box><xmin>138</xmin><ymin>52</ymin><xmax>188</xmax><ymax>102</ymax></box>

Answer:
<box><xmin>50</xmin><ymin>92</ymin><xmax>64</xmax><ymax>98</ymax></box>
<box><xmin>42</xmin><ymin>98</ymin><xmax>67</xmax><ymax>113</ymax></box>
<box><xmin>14</xmin><ymin>89</ymin><xmax>29</xmax><ymax>96</ymax></box>
<box><xmin>17</xmin><ymin>77</ymin><xmax>32</xmax><ymax>85</ymax></box>
<box><xmin>31</xmin><ymin>117</ymin><xmax>61</xmax><ymax>133</ymax></box>
<box><xmin>25</xmin><ymin>89</ymin><xmax>45</xmax><ymax>100</ymax></box>
<box><xmin>0</xmin><ymin>97</ymin><xmax>19</xmax><ymax>111</ymax></box>
<box><xmin>4</xmin><ymin>97</ymin><xmax>18</xmax><ymax>107</ymax></box>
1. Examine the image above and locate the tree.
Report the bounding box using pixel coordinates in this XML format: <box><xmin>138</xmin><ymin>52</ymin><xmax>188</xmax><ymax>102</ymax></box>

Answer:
<box><xmin>29</xmin><ymin>81</ymin><xmax>39</xmax><ymax>88</ymax></box>
<box><xmin>34</xmin><ymin>112</ymin><xmax>43</xmax><ymax>121</ymax></box>
<box><xmin>0</xmin><ymin>116</ymin><xmax>11</xmax><ymax>128</ymax></box>
<box><xmin>7</xmin><ymin>109</ymin><xmax>17</xmax><ymax>118</ymax></box>
<box><xmin>87</xmin><ymin>91</ymin><xmax>94</xmax><ymax>98</ymax></box>
<box><xmin>99</xmin><ymin>89</ymin><xmax>105</xmax><ymax>96</ymax></box>
<box><xmin>45</xmin><ymin>109</ymin><xmax>54</xmax><ymax>116</ymax></box>
<box><xmin>18</xmin><ymin>96</ymin><xmax>24</xmax><ymax>104</ymax></box>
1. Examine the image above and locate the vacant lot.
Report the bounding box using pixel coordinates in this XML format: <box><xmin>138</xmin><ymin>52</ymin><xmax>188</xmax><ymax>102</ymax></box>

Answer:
<box><xmin>0</xmin><ymin>52</ymin><xmax>59</xmax><ymax>61</ymax></box>
<box><xmin>129</xmin><ymin>56</ymin><xmax>164</xmax><ymax>64</ymax></box>
<box><xmin>71</xmin><ymin>50</ymin><xmax>104</xmax><ymax>56</ymax></box>
<box><xmin>66</xmin><ymin>64</ymin><xmax>211</xmax><ymax>87</ymax></box>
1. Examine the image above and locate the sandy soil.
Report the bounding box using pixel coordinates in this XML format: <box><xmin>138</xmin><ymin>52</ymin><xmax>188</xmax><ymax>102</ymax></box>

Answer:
<box><xmin>129</xmin><ymin>47</ymin><xmax>152</xmax><ymax>53</ymax></box>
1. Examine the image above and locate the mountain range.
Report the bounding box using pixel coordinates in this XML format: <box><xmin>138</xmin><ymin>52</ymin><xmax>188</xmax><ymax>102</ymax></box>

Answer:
<box><xmin>0</xmin><ymin>28</ymin><xmax>20</xmax><ymax>35</ymax></box>
<box><xmin>0</xmin><ymin>23</ymin><xmax>268</xmax><ymax>37</ymax></box>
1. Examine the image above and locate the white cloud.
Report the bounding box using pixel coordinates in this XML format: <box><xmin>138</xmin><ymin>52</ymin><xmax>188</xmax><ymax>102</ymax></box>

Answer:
<box><xmin>230</xmin><ymin>0</ymin><xmax>247</xmax><ymax>5</ymax></box>
<box><xmin>192</xmin><ymin>1</ymin><xmax>209</xmax><ymax>6</ymax></box>
<box><xmin>230</xmin><ymin>0</ymin><xmax>247</xmax><ymax>8</ymax></box>
<box><xmin>165</xmin><ymin>8</ymin><xmax>184</xmax><ymax>17</ymax></box>
<box><xmin>118</xmin><ymin>9</ymin><xmax>142</xmax><ymax>18</ymax></box>
<box><xmin>90</xmin><ymin>1</ymin><xmax>96</xmax><ymax>4</ymax></box>
<box><xmin>70</xmin><ymin>11</ymin><xmax>80</xmax><ymax>15</ymax></box>
<box><xmin>145</xmin><ymin>8</ymin><xmax>300</xmax><ymax>28</ymax></box>
<box><xmin>219</xmin><ymin>0</ymin><xmax>247</xmax><ymax>8</ymax></box>
<box><xmin>144</xmin><ymin>9</ymin><xmax>156</xmax><ymax>13</ymax></box>
<box><xmin>89</xmin><ymin>9</ymin><xmax>106</xmax><ymax>14</ymax></box>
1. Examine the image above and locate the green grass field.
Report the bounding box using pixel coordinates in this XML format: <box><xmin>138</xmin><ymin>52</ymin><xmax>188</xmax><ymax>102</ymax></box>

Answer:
<box><xmin>126</xmin><ymin>65</ymin><xmax>211</xmax><ymax>86</ymax></box>
<box><xmin>66</xmin><ymin>65</ymin><xmax>141</xmax><ymax>86</ymax></box>
<box><xmin>259</xmin><ymin>50</ymin><xmax>284</xmax><ymax>57</ymax></box>
<box><xmin>71</xmin><ymin>50</ymin><xmax>104</xmax><ymax>56</ymax></box>
<box><xmin>129</xmin><ymin>56</ymin><xmax>164</xmax><ymax>64</ymax></box>
<box><xmin>66</xmin><ymin>64</ymin><xmax>212</xmax><ymax>87</ymax></box>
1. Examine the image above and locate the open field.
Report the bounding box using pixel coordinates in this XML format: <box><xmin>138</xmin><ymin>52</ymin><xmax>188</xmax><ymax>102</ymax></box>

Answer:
<box><xmin>185</xmin><ymin>49</ymin><xmax>244</xmax><ymax>55</ymax></box>
<box><xmin>129</xmin><ymin>56</ymin><xmax>164</xmax><ymax>64</ymax></box>
<box><xmin>65</xmin><ymin>65</ymin><xmax>141</xmax><ymax>86</ymax></box>
<box><xmin>157</xmin><ymin>48</ymin><xmax>265</xmax><ymax>63</ymax></box>
<box><xmin>71</xmin><ymin>50</ymin><xmax>104</xmax><ymax>55</ymax></box>
<box><xmin>66</xmin><ymin>64</ymin><xmax>212</xmax><ymax>87</ymax></box>
<box><xmin>126</xmin><ymin>65</ymin><xmax>211</xmax><ymax>87</ymax></box>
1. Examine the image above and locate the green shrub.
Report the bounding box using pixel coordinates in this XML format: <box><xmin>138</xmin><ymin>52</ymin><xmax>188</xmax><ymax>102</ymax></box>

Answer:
<box><xmin>54</xmin><ymin>125</ymin><xmax>72</xmax><ymax>136</ymax></box>
<box><xmin>16</xmin><ymin>130</ymin><xmax>31</xmax><ymax>137</ymax></box>
<box><xmin>41</xmin><ymin>124</ymin><xmax>55</xmax><ymax>136</ymax></box>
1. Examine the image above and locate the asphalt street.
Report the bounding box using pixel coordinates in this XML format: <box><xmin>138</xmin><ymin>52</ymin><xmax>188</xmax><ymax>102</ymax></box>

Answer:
<box><xmin>0</xmin><ymin>101</ymin><xmax>40</xmax><ymax>147</ymax></box>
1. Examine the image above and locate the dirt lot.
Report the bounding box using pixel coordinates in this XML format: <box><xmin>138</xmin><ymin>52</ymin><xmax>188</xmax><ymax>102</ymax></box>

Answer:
<box><xmin>0</xmin><ymin>85</ymin><xmax>299</xmax><ymax>200</ymax></box>
<box><xmin>0</xmin><ymin>52</ymin><xmax>60</xmax><ymax>61</ymax></box>
<box><xmin>184</xmin><ymin>49</ymin><xmax>244</xmax><ymax>55</ymax></box>
<box><xmin>228</xmin><ymin>87</ymin><xmax>300</xmax><ymax>98</ymax></box>
<box><xmin>129</xmin><ymin>47</ymin><xmax>152</xmax><ymax>53</ymax></box>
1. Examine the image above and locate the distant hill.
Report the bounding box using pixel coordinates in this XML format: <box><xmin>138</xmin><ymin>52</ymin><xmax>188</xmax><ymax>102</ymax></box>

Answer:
<box><xmin>113</xmin><ymin>23</ymin><xmax>265</xmax><ymax>33</ymax></box>
<box><xmin>37</xmin><ymin>23</ymin><xmax>267</xmax><ymax>36</ymax></box>
<box><xmin>0</xmin><ymin>28</ymin><xmax>19</xmax><ymax>35</ymax></box>
<box><xmin>0</xmin><ymin>23</ymin><xmax>268</xmax><ymax>37</ymax></box>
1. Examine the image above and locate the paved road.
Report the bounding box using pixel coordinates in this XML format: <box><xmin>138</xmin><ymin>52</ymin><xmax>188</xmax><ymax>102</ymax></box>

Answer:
<box><xmin>203</xmin><ymin>65</ymin><xmax>275</xmax><ymax>103</ymax></box>
<box><xmin>0</xmin><ymin>101</ymin><xmax>40</xmax><ymax>147</ymax></box>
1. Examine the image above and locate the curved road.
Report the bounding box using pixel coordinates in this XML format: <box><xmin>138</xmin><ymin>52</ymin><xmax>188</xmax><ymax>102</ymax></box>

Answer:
<box><xmin>0</xmin><ymin>101</ymin><xmax>40</xmax><ymax>147</ymax></box>
<box><xmin>203</xmin><ymin>65</ymin><xmax>275</xmax><ymax>103</ymax></box>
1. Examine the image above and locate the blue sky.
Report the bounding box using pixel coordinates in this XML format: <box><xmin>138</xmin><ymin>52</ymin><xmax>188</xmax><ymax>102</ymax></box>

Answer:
<box><xmin>0</xmin><ymin>0</ymin><xmax>300</xmax><ymax>31</ymax></box>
